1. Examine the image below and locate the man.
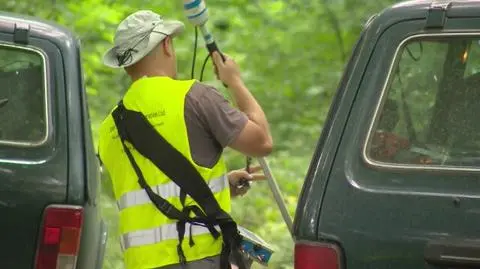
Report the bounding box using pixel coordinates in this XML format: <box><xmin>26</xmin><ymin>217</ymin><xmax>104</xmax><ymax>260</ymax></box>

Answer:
<box><xmin>97</xmin><ymin>9</ymin><xmax>273</xmax><ymax>269</ymax></box>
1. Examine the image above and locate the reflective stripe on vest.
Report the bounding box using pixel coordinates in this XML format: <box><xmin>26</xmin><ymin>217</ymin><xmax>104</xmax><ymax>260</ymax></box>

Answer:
<box><xmin>116</xmin><ymin>174</ymin><xmax>228</xmax><ymax>210</ymax></box>
<box><xmin>120</xmin><ymin>222</ymin><xmax>220</xmax><ymax>251</ymax></box>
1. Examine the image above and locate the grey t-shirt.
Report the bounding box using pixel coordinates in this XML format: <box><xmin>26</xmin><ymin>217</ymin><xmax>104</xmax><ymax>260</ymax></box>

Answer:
<box><xmin>184</xmin><ymin>82</ymin><xmax>248</xmax><ymax>168</ymax></box>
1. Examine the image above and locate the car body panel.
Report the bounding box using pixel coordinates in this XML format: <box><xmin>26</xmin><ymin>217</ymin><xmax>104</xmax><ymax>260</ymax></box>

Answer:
<box><xmin>294</xmin><ymin>1</ymin><xmax>480</xmax><ymax>268</ymax></box>
<box><xmin>0</xmin><ymin>11</ymin><xmax>106</xmax><ymax>269</ymax></box>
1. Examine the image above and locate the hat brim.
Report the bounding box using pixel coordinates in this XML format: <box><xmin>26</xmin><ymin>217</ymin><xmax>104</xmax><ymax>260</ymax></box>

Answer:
<box><xmin>103</xmin><ymin>20</ymin><xmax>185</xmax><ymax>68</ymax></box>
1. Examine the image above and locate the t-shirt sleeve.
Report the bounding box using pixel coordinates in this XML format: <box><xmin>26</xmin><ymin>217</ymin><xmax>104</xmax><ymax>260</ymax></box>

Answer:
<box><xmin>192</xmin><ymin>83</ymin><xmax>248</xmax><ymax>148</ymax></box>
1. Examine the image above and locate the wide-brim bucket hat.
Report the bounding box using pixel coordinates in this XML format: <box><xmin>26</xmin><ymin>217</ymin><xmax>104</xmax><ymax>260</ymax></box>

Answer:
<box><xmin>103</xmin><ymin>10</ymin><xmax>185</xmax><ymax>68</ymax></box>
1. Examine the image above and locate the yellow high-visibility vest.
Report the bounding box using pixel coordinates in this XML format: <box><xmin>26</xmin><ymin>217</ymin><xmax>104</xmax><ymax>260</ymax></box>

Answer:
<box><xmin>98</xmin><ymin>76</ymin><xmax>231</xmax><ymax>269</ymax></box>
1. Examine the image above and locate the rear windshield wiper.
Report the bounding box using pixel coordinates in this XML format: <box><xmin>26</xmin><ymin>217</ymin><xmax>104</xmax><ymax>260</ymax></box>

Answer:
<box><xmin>0</xmin><ymin>98</ymin><xmax>8</xmax><ymax>109</ymax></box>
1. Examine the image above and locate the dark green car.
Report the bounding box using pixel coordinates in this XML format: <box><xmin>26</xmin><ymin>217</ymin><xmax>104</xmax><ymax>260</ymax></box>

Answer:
<box><xmin>0</xmin><ymin>11</ymin><xmax>107</xmax><ymax>269</ymax></box>
<box><xmin>294</xmin><ymin>1</ymin><xmax>480</xmax><ymax>268</ymax></box>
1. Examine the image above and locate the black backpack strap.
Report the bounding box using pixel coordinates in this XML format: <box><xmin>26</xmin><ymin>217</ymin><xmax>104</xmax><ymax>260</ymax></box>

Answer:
<box><xmin>113</xmin><ymin>102</ymin><xmax>226</xmax><ymax>218</ymax></box>
<box><xmin>112</xmin><ymin>104</ymin><xmax>188</xmax><ymax>221</ymax></box>
<box><xmin>112</xmin><ymin>103</ymin><xmax>210</xmax><ymax>266</ymax></box>
<box><xmin>111</xmin><ymin>101</ymin><xmax>246</xmax><ymax>269</ymax></box>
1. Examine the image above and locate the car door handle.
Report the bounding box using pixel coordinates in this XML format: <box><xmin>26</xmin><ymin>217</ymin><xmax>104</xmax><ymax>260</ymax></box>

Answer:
<box><xmin>0</xmin><ymin>98</ymin><xmax>8</xmax><ymax>108</ymax></box>
<box><xmin>425</xmin><ymin>239</ymin><xmax>480</xmax><ymax>268</ymax></box>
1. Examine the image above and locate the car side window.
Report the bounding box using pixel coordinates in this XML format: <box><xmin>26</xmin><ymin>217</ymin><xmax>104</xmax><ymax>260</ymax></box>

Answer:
<box><xmin>365</xmin><ymin>36</ymin><xmax>480</xmax><ymax>169</ymax></box>
<box><xmin>0</xmin><ymin>44</ymin><xmax>47</xmax><ymax>147</ymax></box>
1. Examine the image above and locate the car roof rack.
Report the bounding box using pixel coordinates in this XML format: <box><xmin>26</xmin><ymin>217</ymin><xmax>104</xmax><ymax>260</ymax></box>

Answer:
<box><xmin>425</xmin><ymin>0</ymin><xmax>452</xmax><ymax>29</ymax></box>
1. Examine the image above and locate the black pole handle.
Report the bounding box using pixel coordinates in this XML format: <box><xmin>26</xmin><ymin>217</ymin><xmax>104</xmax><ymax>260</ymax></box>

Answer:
<box><xmin>206</xmin><ymin>41</ymin><xmax>228</xmax><ymax>88</ymax></box>
<box><xmin>236</xmin><ymin>156</ymin><xmax>252</xmax><ymax>189</ymax></box>
<box><xmin>206</xmin><ymin>41</ymin><xmax>226</xmax><ymax>61</ymax></box>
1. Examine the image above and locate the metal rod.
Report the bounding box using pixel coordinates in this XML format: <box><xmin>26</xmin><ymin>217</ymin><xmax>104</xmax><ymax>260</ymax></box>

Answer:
<box><xmin>257</xmin><ymin>157</ymin><xmax>294</xmax><ymax>239</ymax></box>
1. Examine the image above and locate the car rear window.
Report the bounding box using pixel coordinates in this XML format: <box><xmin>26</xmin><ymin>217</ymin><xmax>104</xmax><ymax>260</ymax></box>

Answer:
<box><xmin>364</xmin><ymin>35</ymin><xmax>480</xmax><ymax>170</ymax></box>
<box><xmin>0</xmin><ymin>44</ymin><xmax>47</xmax><ymax>147</ymax></box>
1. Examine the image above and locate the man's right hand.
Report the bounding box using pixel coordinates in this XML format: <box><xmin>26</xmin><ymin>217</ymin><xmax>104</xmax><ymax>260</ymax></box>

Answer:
<box><xmin>212</xmin><ymin>51</ymin><xmax>243</xmax><ymax>88</ymax></box>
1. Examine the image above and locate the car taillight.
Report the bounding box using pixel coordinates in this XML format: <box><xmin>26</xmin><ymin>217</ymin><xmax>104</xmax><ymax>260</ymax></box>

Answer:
<box><xmin>35</xmin><ymin>205</ymin><xmax>84</xmax><ymax>269</ymax></box>
<box><xmin>295</xmin><ymin>241</ymin><xmax>342</xmax><ymax>269</ymax></box>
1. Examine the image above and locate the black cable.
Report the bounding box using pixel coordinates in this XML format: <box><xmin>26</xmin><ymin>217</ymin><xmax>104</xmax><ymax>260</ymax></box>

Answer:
<box><xmin>191</xmin><ymin>27</ymin><xmax>199</xmax><ymax>79</ymax></box>
<box><xmin>199</xmin><ymin>54</ymin><xmax>211</xmax><ymax>82</ymax></box>
<box><xmin>191</xmin><ymin>27</ymin><xmax>212</xmax><ymax>83</ymax></box>
<box><xmin>190</xmin><ymin>25</ymin><xmax>210</xmax><ymax>82</ymax></box>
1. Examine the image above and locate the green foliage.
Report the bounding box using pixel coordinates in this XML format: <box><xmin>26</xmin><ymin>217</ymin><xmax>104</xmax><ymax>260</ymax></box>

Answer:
<box><xmin>1</xmin><ymin>0</ymin><xmax>400</xmax><ymax>268</ymax></box>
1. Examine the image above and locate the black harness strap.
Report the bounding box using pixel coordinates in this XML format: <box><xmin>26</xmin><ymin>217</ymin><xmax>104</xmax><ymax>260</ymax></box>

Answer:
<box><xmin>111</xmin><ymin>101</ymin><xmax>246</xmax><ymax>269</ymax></box>
<box><xmin>112</xmin><ymin>105</ymin><xmax>187</xmax><ymax>220</ymax></box>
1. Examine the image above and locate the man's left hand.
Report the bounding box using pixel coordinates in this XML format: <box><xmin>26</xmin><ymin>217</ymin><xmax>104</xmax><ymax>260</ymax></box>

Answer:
<box><xmin>228</xmin><ymin>165</ymin><xmax>266</xmax><ymax>197</ymax></box>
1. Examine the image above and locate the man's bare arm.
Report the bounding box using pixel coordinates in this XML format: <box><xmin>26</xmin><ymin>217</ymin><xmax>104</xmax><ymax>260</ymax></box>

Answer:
<box><xmin>212</xmin><ymin>52</ymin><xmax>273</xmax><ymax>157</ymax></box>
<box><xmin>227</xmin><ymin>80</ymin><xmax>272</xmax><ymax>156</ymax></box>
